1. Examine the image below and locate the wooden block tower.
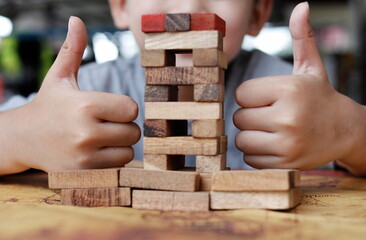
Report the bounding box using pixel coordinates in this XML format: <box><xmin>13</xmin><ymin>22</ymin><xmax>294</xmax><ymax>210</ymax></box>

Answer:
<box><xmin>141</xmin><ymin>13</ymin><xmax>227</xmax><ymax>173</ymax></box>
<box><xmin>48</xmin><ymin>13</ymin><xmax>302</xmax><ymax>211</ymax></box>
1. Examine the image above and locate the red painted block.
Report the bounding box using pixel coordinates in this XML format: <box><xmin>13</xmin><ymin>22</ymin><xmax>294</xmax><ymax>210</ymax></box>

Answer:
<box><xmin>191</xmin><ymin>13</ymin><xmax>226</xmax><ymax>36</ymax></box>
<box><xmin>141</xmin><ymin>14</ymin><xmax>166</xmax><ymax>33</ymax></box>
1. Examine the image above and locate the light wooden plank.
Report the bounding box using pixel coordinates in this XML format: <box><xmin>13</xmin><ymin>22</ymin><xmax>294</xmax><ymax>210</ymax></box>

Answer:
<box><xmin>141</xmin><ymin>50</ymin><xmax>175</xmax><ymax>67</ymax></box>
<box><xmin>196</xmin><ymin>154</ymin><xmax>226</xmax><ymax>173</ymax></box>
<box><xmin>61</xmin><ymin>188</ymin><xmax>131</xmax><ymax>207</ymax></box>
<box><xmin>210</xmin><ymin>188</ymin><xmax>302</xmax><ymax>210</ymax></box>
<box><xmin>124</xmin><ymin>160</ymin><xmax>144</xmax><ymax>169</ymax></box>
<box><xmin>133</xmin><ymin>190</ymin><xmax>209</xmax><ymax>211</ymax></box>
<box><xmin>145</xmin><ymin>31</ymin><xmax>223</xmax><ymax>50</ymax></box>
<box><xmin>144</xmin><ymin>136</ymin><xmax>226</xmax><ymax>156</ymax></box>
<box><xmin>143</xmin><ymin>154</ymin><xmax>185</xmax><ymax>170</ymax></box>
<box><xmin>192</xmin><ymin>119</ymin><xmax>225</xmax><ymax>138</ymax></box>
<box><xmin>48</xmin><ymin>168</ymin><xmax>119</xmax><ymax>189</ymax></box>
<box><xmin>211</xmin><ymin>169</ymin><xmax>301</xmax><ymax>192</ymax></box>
<box><xmin>145</xmin><ymin>102</ymin><xmax>223</xmax><ymax>120</ymax></box>
<box><xmin>193</xmin><ymin>49</ymin><xmax>227</xmax><ymax>69</ymax></box>
<box><xmin>119</xmin><ymin>168</ymin><xmax>199</xmax><ymax>192</ymax></box>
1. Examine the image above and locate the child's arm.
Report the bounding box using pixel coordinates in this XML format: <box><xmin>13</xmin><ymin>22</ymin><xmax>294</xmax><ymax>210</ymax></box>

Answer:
<box><xmin>234</xmin><ymin>2</ymin><xmax>366</xmax><ymax>176</ymax></box>
<box><xmin>0</xmin><ymin>17</ymin><xmax>140</xmax><ymax>175</ymax></box>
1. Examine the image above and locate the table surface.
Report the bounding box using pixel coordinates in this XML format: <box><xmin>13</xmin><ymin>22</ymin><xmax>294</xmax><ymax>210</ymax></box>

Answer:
<box><xmin>0</xmin><ymin>170</ymin><xmax>366</xmax><ymax>240</ymax></box>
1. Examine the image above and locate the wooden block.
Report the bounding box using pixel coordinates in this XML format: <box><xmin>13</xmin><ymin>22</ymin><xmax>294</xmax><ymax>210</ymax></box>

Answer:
<box><xmin>133</xmin><ymin>190</ymin><xmax>209</xmax><ymax>211</ymax></box>
<box><xmin>210</xmin><ymin>188</ymin><xmax>302</xmax><ymax>210</ymax></box>
<box><xmin>145</xmin><ymin>85</ymin><xmax>178</xmax><ymax>102</ymax></box>
<box><xmin>145</xmin><ymin>102</ymin><xmax>223</xmax><ymax>120</ymax></box>
<box><xmin>191</xmin><ymin>13</ymin><xmax>226</xmax><ymax>36</ymax></box>
<box><xmin>194</xmin><ymin>84</ymin><xmax>225</xmax><ymax>102</ymax></box>
<box><xmin>144</xmin><ymin>136</ymin><xmax>226</xmax><ymax>156</ymax></box>
<box><xmin>192</xmin><ymin>119</ymin><xmax>225</xmax><ymax>138</ymax></box>
<box><xmin>165</xmin><ymin>13</ymin><xmax>190</xmax><ymax>32</ymax></box>
<box><xmin>196</xmin><ymin>154</ymin><xmax>226</xmax><ymax>173</ymax></box>
<box><xmin>124</xmin><ymin>160</ymin><xmax>144</xmax><ymax>169</ymax></box>
<box><xmin>220</xmin><ymin>135</ymin><xmax>228</xmax><ymax>154</ymax></box>
<box><xmin>200</xmin><ymin>172</ymin><xmax>213</xmax><ymax>191</ymax></box>
<box><xmin>48</xmin><ymin>168</ymin><xmax>119</xmax><ymax>189</ymax></box>
<box><xmin>145</xmin><ymin>67</ymin><xmax>224</xmax><ymax>85</ymax></box>
<box><xmin>144</xmin><ymin>119</ymin><xmax>187</xmax><ymax>137</ymax></box>
<box><xmin>119</xmin><ymin>168</ymin><xmax>199</xmax><ymax>192</ymax></box>
<box><xmin>144</xmin><ymin>154</ymin><xmax>185</xmax><ymax>170</ymax></box>
<box><xmin>61</xmin><ymin>188</ymin><xmax>131</xmax><ymax>207</ymax></box>
<box><xmin>141</xmin><ymin>50</ymin><xmax>175</xmax><ymax>67</ymax></box>
<box><xmin>145</xmin><ymin>31</ymin><xmax>223</xmax><ymax>50</ymax></box>
<box><xmin>211</xmin><ymin>169</ymin><xmax>301</xmax><ymax>192</ymax></box>
<box><xmin>141</xmin><ymin>14</ymin><xmax>165</xmax><ymax>33</ymax></box>
<box><xmin>193</xmin><ymin>49</ymin><xmax>227</xmax><ymax>69</ymax></box>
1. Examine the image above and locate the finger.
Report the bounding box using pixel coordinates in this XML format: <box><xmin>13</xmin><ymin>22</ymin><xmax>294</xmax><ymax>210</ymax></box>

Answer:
<box><xmin>46</xmin><ymin>17</ymin><xmax>88</xmax><ymax>86</ymax></box>
<box><xmin>235</xmin><ymin>131</ymin><xmax>282</xmax><ymax>155</ymax></box>
<box><xmin>243</xmin><ymin>155</ymin><xmax>285</xmax><ymax>169</ymax></box>
<box><xmin>90</xmin><ymin>147</ymin><xmax>134</xmax><ymax>169</ymax></box>
<box><xmin>83</xmin><ymin>91</ymin><xmax>139</xmax><ymax>122</ymax></box>
<box><xmin>96</xmin><ymin>122</ymin><xmax>141</xmax><ymax>147</ymax></box>
<box><xmin>290</xmin><ymin>2</ymin><xmax>326</xmax><ymax>77</ymax></box>
<box><xmin>233</xmin><ymin>107</ymin><xmax>277</xmax><ymax>132</ymax></box>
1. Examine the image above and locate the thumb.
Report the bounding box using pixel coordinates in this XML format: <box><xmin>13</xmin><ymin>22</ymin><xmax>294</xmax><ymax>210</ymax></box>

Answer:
<box><xmin>45</xmin><ymin>16</ymin><xmax>88</xmax><ymax>88</ymax></box>
<box><xmin>290</xmin><ymin>2</ymin><xmax>326</xmax><ymax>77</ymax></box>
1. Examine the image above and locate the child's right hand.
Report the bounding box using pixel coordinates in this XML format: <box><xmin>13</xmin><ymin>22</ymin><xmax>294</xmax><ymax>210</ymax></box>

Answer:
<box><xmin>0</xmin><ymin>17</ymin><xmax>140</xmax><ymax>175</ymax></box>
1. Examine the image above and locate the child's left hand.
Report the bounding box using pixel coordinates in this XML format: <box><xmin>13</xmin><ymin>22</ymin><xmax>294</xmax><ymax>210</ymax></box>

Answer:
<box><xmin>233</xmin><ymin>2</ymin><xmax>366</xmax><ymax>175</ymax></box>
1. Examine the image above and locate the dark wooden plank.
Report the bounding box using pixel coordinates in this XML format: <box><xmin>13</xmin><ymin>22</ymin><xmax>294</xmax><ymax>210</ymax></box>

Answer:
<box><xmin>165</xmin><ymin>13</ymin><xmax>191</xmax><ymax>32</ymax></box>
<box><xmin>144</xmin><ymin>119</ymin><xmax>187</xmax><ymax>137</ymax></box>
<box><xmin>144</xmin><ymin>85</ymin><xmax>178</xmax><ymax>102</ymax></box>
<box><xmin>194</xmin><ymin>84</ymin><xmax>225</xmax><ymax>102</ymax></box>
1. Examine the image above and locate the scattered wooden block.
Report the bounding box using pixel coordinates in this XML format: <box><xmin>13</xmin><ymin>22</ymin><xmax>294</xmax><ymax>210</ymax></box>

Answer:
<box><xmin>133</xmin><ymin>190</ymin><xmax>209</xmax><ymax>211</ymax></box>
<box><xmin>193</xmin><ymin>49</ymin><xmax>227</xmax><ymax>69</ymax></box>
<box><xmin>145</xmin><ymin>67</ymin><xmax>224</xmax><ymax>85</ymax></box>
<box><xmin>165</xmin><ymin>13</ymin><xmax>190</xmax><ymax>32</ymax></box>
<box><xmin>192</xmin><ymin>119</ymin><xmax>225</xmax><ymax>138</ymax></box>
<box><xmin>144</xmin><ymin>119</ymin><xmax>187</xmax><ymax>137</ymax></box>
<box><xmin>211</xmin><ymin>169</ymin><xmax>301</xmax><ymax>192</ymax></box>
<box><xmin>196</xmin><ymin>154</ymin><xmax>226</xmax><ymax>173</ymax></box>
<box><xmin>124</xmin><ymin>160</ymin><xmax>144</xmax><ymax>169</ymax></box>
<box><xmin>48</xmin><ymin>168</ymin><xmax>119</xmax><ymax>189</ymax></box>
<box><xmin>119</xmin><ymin>168</ymin><xmax>199</xmax><ymax>192</ymax></box>
<box><xmin>61</xmin><ymin>188</ymin><xmax>131</xmax><ymax>207</ymax></box>
<box><xmin>210</xmin><ymin>188</ymin><xmax>302</xmax><ymax>210</ymax></box>
<box><xmin>141</xmin><ymin>50</ymin><xmax>175</xmax><ymax>67</ymax></box>
<box><xmin>145</xmin><ymin>102</ymin><xmax>223</xmax><ymax>120</ymax></box>
<box><xmin>191</xmin><ymin>13</ymin><xmax>226</xmax><ymax>36</ymax></box>
<box><xmin>144</xmin><ymin>136</ymin><xmax>226</xmax><ymax>156</ymax></box>
<box><xmin>144</xmin><ymin>154</ymin><xmax>185</xmax><ymax>170</ymax></box>
<box><xmin>141</xmin><ymin>14</ymin><xmax>165</xmax><ymax>33</ymax></box>
<box><xmin>194</xmin><ymin>84</ymin><xmax>225</xmax><ymax>102</ymax></box>
<box><xmin>145</xmin><ymin>31</ymin><xmax>223</xmax><ymax>50</ymax></box>
<box><xmin>145</xmin><ymin>85</ymin><xmax>178</xmax><ymax>102</ymax></box>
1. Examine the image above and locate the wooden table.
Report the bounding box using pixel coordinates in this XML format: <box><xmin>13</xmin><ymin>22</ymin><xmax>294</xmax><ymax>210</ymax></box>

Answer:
<box><xmin>0</xmin><ymin>170</ymin><xmax>366</xmax><ymax>240</ymax></box>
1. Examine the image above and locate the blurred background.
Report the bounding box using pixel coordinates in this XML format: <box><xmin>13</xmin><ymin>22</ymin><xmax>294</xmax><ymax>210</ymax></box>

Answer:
<box><xmin>0</xmin><ymin>0</ymin><xmax>365</xmax><ymax>105</ymax></box>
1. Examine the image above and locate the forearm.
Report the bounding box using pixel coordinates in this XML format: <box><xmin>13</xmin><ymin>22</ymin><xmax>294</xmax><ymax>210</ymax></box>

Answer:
<box><xmin>0</xmin><ymin>108</ymin><xmax>30</xmax><ymax>175</ymax></box>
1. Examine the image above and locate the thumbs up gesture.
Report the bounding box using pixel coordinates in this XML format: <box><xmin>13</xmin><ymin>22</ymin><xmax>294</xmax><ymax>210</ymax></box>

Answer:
<box><xmin>234</xmin><ymin>3</ymin><xmax>366</xmax><ymax>175</ymax></box>
<box><xmin>0</xmin><ymin>17</ymin><xmax>140</xmax><ymax>174</ymax></box>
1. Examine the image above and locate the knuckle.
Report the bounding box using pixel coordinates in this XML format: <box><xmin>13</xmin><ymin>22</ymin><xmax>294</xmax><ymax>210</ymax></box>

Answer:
<box><xmin>73</xmin><ymin>127</ymin><xmax>99</xmax><ymax>148</ymax></box>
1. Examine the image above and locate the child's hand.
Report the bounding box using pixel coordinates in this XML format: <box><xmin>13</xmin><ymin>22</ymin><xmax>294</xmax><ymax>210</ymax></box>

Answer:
<box><xmin>0</xmin><ymin>17</ymin><xmax>140</xmax><ymax>174</ymax></box>
<box><xmin>234</xmin><ymin>2</ymin><xmax>366</xmax><ymax>175</ymax></box>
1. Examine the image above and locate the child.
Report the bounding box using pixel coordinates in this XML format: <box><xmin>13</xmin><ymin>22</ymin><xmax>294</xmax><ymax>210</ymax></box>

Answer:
<box><xmin>1</xmin><ymin>1</ymin><xmax>365</xmax><ymax>176</ymax></box>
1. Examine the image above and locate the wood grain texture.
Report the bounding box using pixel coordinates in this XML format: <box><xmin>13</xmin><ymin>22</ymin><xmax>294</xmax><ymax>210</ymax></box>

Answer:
<box><xmin>61</xmin><ymin>188</ymin><xmax>131</xmax><ymax>207</ymax></box>
<box><xmin>192</xmin><ymin>119</ymin><xmax>225</xmax><ymax>138</ymax></box>
<box><xmin>144</xmin><ymin>136</ymin><xmax>226</xmax><ymax>156</ymax></box>
<box><xmin>145</xmin><ymin>31</ymin><xmax>223</xmax><ymax>50</ymax></box>
<box><xmin>191</xmin><ymin>13</ymin><xmax>226</xmax><ymax>36</ymax></box>
<box><xmin>133</xmin><ymin>190</ymin><xmax>209</xmax><ymax>211</ymax></box>
<box><xmin>145</xmin><ymin>67</ymin><xmax>224</xmax><ymax>85</ymax></box>
<box><xmin>145</xmin><ymin>85</ymin><xmax>178</xmax><ymax>102</ymax></box>
<box><xmin>141</xmin><ymin>14</ymin><xmax>165</xmax><ymax>33</ymax></box>
<box><xmin>143</xmin><ymin>154</ymin><xmax>185</xmax><ymax>170</ymax></box>
<box><xmin>194</xmin><ymin>84</ymin><xmax>225</xmax><ymax>102</ymax></box>
<box><xmin>196</xmin><ymin>154</ymin><xmax>227</xmax><ymax>173</ymax></box>
<box><xmin>141</xmin><ymin>50</ymin><xmax>175</xmax><ymax>67</ymax></box>
<box><xmin>124</xmin><ymin>160</ymin><xmax>144</xmax><ymax>169</ymax></box>
<box><xmin>48</xmin><ymin>168</ymin><xmax>119</xmax><ymax>189</ymax></box>
<box><xmin>144</xmin><ymin>120</ymin><xmax>187</xmax><ymax>137</ymax></box>
<box><xmin>193</xmin><ymin>49</ymin><xmax>227</xmax><ymax>69</ymax></box>
<box><xmin>210</xmin><ymin>187</ymin><xmax>302</xmax><ymax>210</ymax></box>
<box><xmin>145</xmin><ymin>102</ymin><xmax>223</xmax><ymax>120</ymax></box>
<box><xmin>199</xmin><ymin>172</ymin><xmax>213</xmax><ymax>191</ymax></box>
<box><xmin>165</xmin><ymin>13</ymin><xmax>190</xmax><ymax>32</ymax></box>
<box><xmin>119</xmin><ymin>168</ymin><xmax>199</xmax><ymax>192</ymax></box>
<box><xmin>211</xmin><ymin>169</ymin><xmax>301</xmax><ymax>192</ymax></box>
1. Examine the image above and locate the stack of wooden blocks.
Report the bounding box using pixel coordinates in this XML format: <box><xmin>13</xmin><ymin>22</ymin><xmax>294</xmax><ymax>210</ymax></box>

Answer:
<box><xmin>48</xmin><ymin>13</ymin><xmax>302</xmax><ymax>211</ymax></box>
